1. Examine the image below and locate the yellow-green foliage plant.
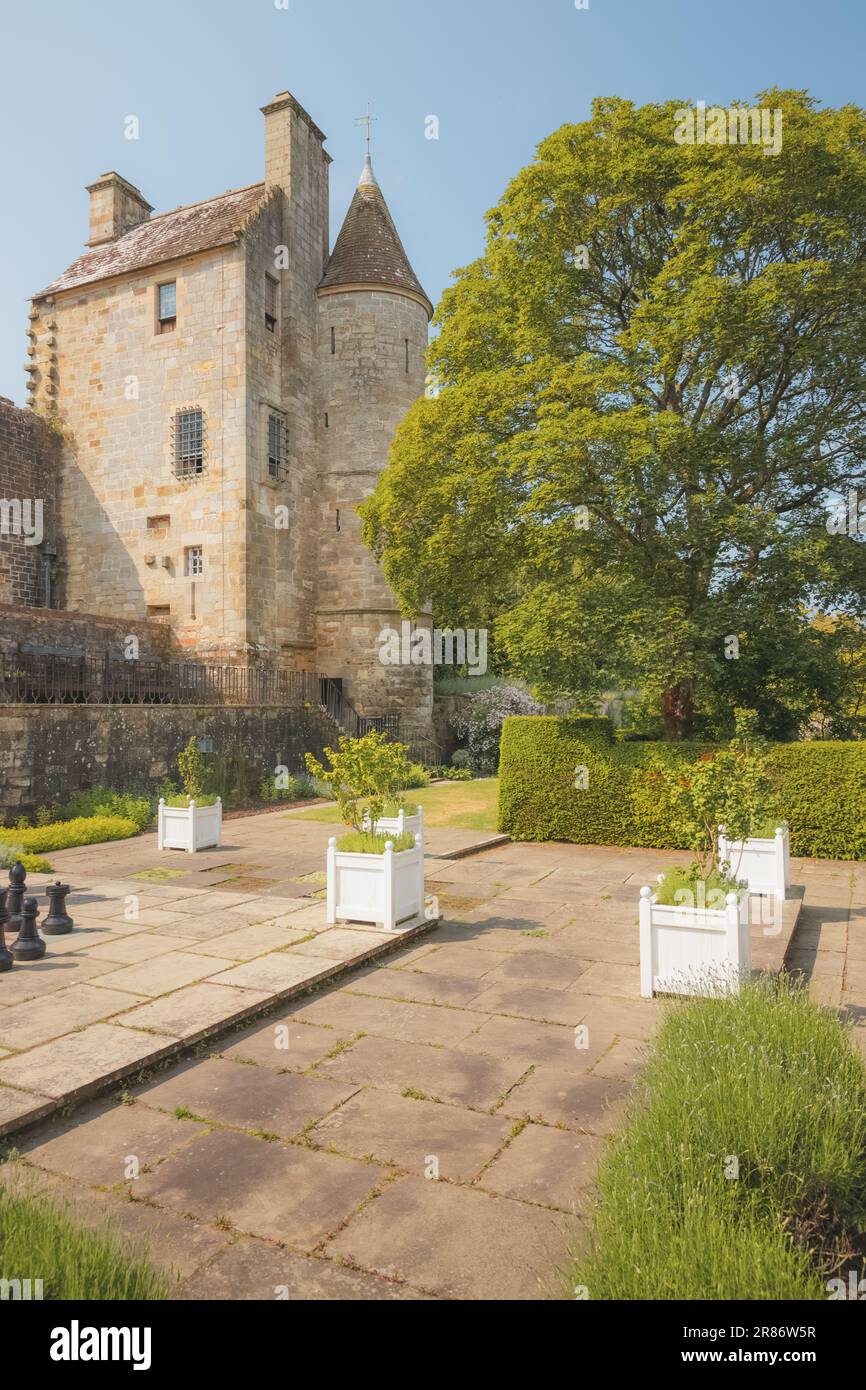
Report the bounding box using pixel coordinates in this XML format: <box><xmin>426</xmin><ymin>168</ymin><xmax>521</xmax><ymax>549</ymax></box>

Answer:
<box><xmin>0</xmin><ymin>816</ymin><xmax>139</xmax><ymax>854</ymax></box>
<box><xmin>306</xmin><ymin>731</ymin><xmax>416</xmax><ymax>833</ymax></box>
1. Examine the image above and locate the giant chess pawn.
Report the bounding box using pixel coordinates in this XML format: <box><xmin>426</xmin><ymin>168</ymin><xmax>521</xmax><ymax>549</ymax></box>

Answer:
<box><xmin>0</xmin><ymin>888</ymin><xmax>13</xmax><ymax>972</ymax></box>
<box><xmin>10</xmin><ymin>896</ymin><xmax>45</xmax><ymax>962</ymax></box>
<box><xmin>43</xmin><ymin>881</ymin><xmax>74</xmax><ymax>935</ymax></box>
<box><xmin>7</xmin><ymin>860</ymin><xmax>26</xmax><ymax>934</ymax></box>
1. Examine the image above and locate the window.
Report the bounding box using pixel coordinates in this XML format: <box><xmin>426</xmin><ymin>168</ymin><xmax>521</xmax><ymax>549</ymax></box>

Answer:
<box><xmin>172</xmin><ymin>407</ymin><xmax>205</xmax><ymax>478</ymax></box>
<box><xmin>324</xmin><ymin>412</ymin><xmax>329</xmax><ymax>429</ymax></box>
<box><xmin>158</xmin><ymin>282</ymin><xmax>176</xmax><ymax>333</ymax></box>
<box><xmin>267</xmin><ymin>412</ymin><xmax>286</xmax><ymax>479</ymax></box>
<box><xmin>405</xmin><ymin>338</ymin><xmax>410</xmax><ymax>372</ymax></box>
<box><xmin>146</xmin><ymin>604</ymin><xmax>171</xmax><ymax>618</ymax></box>
<box><xmin>331</xmin><ymin>326</ymin><xmax>336</xmax><ymax>354</ymax></box>
<box><xmin>185</xmin><ymin>545</ymin><xmax>203</xmax><ymax>577</ymax></box>
<box><xmin>265</xmin><ymin>275</ymin><xmax>278</xmax><ymax>332</ymax></box>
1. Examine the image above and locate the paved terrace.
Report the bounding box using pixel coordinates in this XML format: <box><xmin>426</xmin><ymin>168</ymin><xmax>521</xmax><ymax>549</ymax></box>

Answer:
<box><xmin>0</xmin><ymin>810</ymin><xmax>862</xmax><ymax>1300</ymax></box>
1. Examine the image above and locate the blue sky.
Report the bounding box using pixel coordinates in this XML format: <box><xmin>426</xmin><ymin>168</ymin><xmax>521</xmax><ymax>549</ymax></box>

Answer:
<box><xmin>1</xmin><ymin>0</ymin><xmax>865</xmax><ymax>402</ymax></box>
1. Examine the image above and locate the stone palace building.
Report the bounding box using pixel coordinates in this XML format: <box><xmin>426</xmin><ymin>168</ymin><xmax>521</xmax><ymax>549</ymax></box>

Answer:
<box><xmin>19</xmin><ymin>91</ymin><xmax>434</xmax><ymax>740</ymax></box>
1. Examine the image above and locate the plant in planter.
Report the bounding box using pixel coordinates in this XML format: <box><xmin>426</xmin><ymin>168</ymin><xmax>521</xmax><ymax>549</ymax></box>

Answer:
<box><xmin>638</xmin><ymin>709</ymin><xmax>775</xmax><ymax>997</ymax></box>
<box><xmin>306</xmin><ymin>732</ymin><xmax>430</xmax><ymax>931</ymax></box>
<box><xmin>157</xmin><ymin>737</ymin><xmax>222</xmax><ymax>853</ymax></box>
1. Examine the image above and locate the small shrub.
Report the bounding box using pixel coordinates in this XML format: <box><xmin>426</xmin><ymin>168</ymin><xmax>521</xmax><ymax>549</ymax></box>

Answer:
<box><xmin>648</xmin><ymin>709</ymin><xmax>775</xmax><ymax>879</ymax></box>
<box><xmin>177</xmin><ymin>737</ymin><xmax>209</xmax><ymax>800</ymax></box>
<box><xmin>654</xmin><ymin>863</ymin><xmax>741</xmax><ymax>908</ymax></box>
<box><xmin>0</xmin><ymin>844</ymin><xmax>52</xmax><ymax>874</ymax></box>
<box><xmin>0</xmin><ymin>815</ymin><xmax>139</xmax><ymax>854</ymax></box>
<box><xmin>336</xmin><ymin>830</ymin><xmax>416</xmax><ymax>854</ymax></box>
<box><xmin>60</xmin><ymin>787</ymin><xmax>153</xmax><ymax>832</ymax></box>
<box><xmin>306</xmin><ymin>732</ymin><xmax>416</xmax><ymax>832</ymax></box>
<box><xmin>164</xmin><ymin>794</ymin><xmax>219</xmax><ymax>809</ymax></box>
<box><xmin>451</xmin><ymin>685</ymin><xmax>544</xmax><ymax>774</ymax></box>
<box><xmin>151</xmin><ymin>776</ymin><xmax>180</xmax><ymax>807</ymax></box>
<box><xmin>451</xmin><ymin>749</ymin><xmax>473</xmax><ymax>769</ymax></box>
<box><xmin>431</xmin><ymin>765</ymin><xmax>473</xmax><ymax>781</ymax></box>
<box><xmin>402</xmin><ymin>762</ymin><xmax>430</xmax><ymax>789</ymax></box>
<box><xmin>258</xmin><ymin>772</ymin><xmax>317</xmax><ymax>803</ymax></box>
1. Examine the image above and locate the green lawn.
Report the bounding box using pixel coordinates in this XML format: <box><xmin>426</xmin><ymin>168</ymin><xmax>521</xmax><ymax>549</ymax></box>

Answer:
<box><xmin>0</xmin><ymin>1184</ymin><xmax>169</xmax><ymax>1300</ymax></box>
<box><xmin>285</xmin><ymin>776</ymin><xmax>500</xmax><ymax>831</ymax></box>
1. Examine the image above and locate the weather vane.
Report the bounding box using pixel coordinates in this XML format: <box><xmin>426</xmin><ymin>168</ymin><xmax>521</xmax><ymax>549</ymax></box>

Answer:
<box><xmin>355</xmin><ymin>102</ymin><xmax>377</xmax><ymax>157</ymax></box>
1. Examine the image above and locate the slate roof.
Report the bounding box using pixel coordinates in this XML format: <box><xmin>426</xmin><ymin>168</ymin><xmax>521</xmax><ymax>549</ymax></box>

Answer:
<box><xmin>38</xmin><ymin>183</ymin><xmax>269</xmax><ymax>297</ymax></box>
<box><xmin>319</xmin><ymin>157</ymin><xmax>431</xmax><ymax>314</ymax></box>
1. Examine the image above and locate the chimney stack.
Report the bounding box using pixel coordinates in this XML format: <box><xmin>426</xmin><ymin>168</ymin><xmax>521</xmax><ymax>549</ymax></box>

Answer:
<box><xmin>86</xmin><ymin>172</ymin><xmax>153</xmax><ymax>246</ymax></box>
<box><xmin>261</xmin><ymin>91</ymin><xmax>328</xmax><ymax>194</ymax></box>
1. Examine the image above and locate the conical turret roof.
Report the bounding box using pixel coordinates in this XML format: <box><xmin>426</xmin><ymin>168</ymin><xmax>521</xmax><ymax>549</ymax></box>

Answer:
<box><xmin>319</xmin><ymin>156</ymin><xmax>431</xmax><ymax>315</ymax></box>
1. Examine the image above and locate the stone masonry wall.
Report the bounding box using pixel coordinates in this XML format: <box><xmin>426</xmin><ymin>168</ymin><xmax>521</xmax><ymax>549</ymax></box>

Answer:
<box><xmin>30</xmin><ymin>246</ymin><xmax>249</xmax><ymax>655</ymax></box>
<box><xmin>315</xmin><ymin>288</ymin><xmax>433</xmax><ymax>739</ymax></box>
<box><xmin>0</xmin><ymin>604</ymin><xmax>173</xmax><ymax>659</ymax></box>
<box><xmin>0</xmin><ymin>400</ymin><xmax>59</xmax><ymax>606</ymax></box>
<box><xmin>0</xmin><ymin>704</ymin><xmax>336</xmax><ymax>816</ymax></box>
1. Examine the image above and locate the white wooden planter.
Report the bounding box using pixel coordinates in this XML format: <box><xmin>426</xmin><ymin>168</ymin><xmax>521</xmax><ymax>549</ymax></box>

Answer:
<box><xmin>363</xmin><ymin>805</ymin><xmax>424</xmax><ymax>842</ymax></box>
<box><xmin>327</xmin><ymin>833</ymin><xmax>425</xmax><ymax>932</ymax></box>
<box><xmin>157</xmin><ymin>797</ymin><xmax>222</xmax><ymax>853</ymax></box>
<box><xmin>639</xmin><ymin>879</ymin><xmax>750</xmax><ymax>999</ymax></box>
<box><xmin>718</xmin><ymin>823</ymin><xmax>789</xmax><ymax>901</ymax></box>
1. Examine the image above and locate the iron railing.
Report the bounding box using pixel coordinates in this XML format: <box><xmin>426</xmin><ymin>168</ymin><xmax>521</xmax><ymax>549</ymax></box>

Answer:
<box><xmin>0</xmin><ymin>650</ymin><xmax>402</xmax><ymax>742</ymax></box>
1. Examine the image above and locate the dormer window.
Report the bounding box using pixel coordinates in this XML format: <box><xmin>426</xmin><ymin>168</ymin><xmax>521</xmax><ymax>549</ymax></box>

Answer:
<box><xmin>158</xmin><ymin>281</ymin><xmax>176</xmax><ymax>333</ymax></box>
<box><xmin>265</xmin><ymin>274</ymin><xmax>278</xmax><ymax>332</ymax></box>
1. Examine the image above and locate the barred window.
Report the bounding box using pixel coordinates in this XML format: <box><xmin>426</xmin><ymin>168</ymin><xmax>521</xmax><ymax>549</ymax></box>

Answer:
<box><xmin>172</xmin><ymin>407</ymin><xmax>205</xmax><ymax>478</ymax></box>
<box><xmin>185</xmin><ymin>545</ymin><xmax>203</xmax><ymax>577</ymax></box>
<box><xmin>268</xmin><ymin>412</ymin><xmax>286</xmax><ymax>479</ymax></box>
<box><xmin>265</xmin><ymin>275</ymin><xmax>278</xmax><ymax>332</ymax></box>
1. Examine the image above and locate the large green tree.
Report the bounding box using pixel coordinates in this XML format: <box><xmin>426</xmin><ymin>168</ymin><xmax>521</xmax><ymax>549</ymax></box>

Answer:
<box><xmin>361</xmin><ymin>91</ymin><xmax>866</xmax><ymax>737</ymax></box>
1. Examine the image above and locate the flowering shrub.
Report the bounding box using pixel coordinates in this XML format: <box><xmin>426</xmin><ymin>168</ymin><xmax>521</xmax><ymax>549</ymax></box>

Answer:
<box><xmin>451</xmin><ymin>686</ymin><xmax>543</xmax><ymax>774</ymax></box>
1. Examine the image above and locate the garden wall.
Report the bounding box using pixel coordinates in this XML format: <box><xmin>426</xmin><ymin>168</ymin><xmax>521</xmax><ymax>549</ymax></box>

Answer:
<box><xmin>0</xmin><ymin>603</ymin><xmax>174</xmax><ymax>659</ymax></box>
<box><xmin>0</xmin><ymin>704</ymin><xmax>337</xmax><ymax>816</ymax></box>
<box><xmin>498</xmin><ymin>716</ymin><xmax>866</xmax><ymax>860</ymax></box>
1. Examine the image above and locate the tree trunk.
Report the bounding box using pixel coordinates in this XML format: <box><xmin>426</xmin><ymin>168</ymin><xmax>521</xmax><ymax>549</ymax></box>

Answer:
<box><xmin>662</xmin><ymin>677</ymin><xmax>695</xmax><ymax>740</ymax></box>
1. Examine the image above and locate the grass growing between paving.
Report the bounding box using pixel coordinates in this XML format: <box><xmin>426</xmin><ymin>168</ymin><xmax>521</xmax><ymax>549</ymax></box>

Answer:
<box><xmin>285</xmin><ymin>776</ymin><xmax>500</xmax><ymax>831</ymax></box>
<box><xmin>571</xmin><ymin>976</ymin><xmax>866</xmax><ymax>1300</ymax></box>
<box><xmin>0</xmin><ymin>1184</ymin><xmax>169</xmax><ymax>1300</ymax></box>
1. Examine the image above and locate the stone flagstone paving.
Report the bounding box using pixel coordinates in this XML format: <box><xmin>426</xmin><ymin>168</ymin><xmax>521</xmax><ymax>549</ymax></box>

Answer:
<box><xmin>2</xmin><ymin>812</ymin><xmax>863</xmax><ymax>1300</ymax></box>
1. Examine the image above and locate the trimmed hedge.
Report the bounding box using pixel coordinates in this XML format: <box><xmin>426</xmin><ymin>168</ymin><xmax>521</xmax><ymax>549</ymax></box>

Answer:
<box><xmin>0</xmin><ymin>815</ymin><xmax>140</xmax><ymax>854</ymax></box>
<box><xmin>498</xmin><ymin>716</ymin><xmax>866</xmax><ymax>859</ymax></box>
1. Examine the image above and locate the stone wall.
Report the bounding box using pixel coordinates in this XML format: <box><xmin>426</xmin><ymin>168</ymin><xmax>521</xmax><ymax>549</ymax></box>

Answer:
<box><xmin>314</xmin><ymin>288</ymin><xmax>434</xmax><ymax>740</ymax></box>
<box><xmin>0</xmin><ymin>704</ymin><xmax>336</xmax><ymax>817</ymax></box>
<box><xmin>0</xmin><ymin>603</ymin><xmax>174</xmax><ymax>659</ymax></box>
<box><xmin>0</xmin><ymin>400</ymin><xmax>59</xmax><ymax>607</ymax></box>
<box><xmin>30</xmin><ymin>246</ymin><xmax>248</xmax><ymax>654</ymax></box>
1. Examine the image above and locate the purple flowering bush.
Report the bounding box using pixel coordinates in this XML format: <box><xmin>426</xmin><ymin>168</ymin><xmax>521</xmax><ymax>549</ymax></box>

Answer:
<box><xmin>451</xmin><ymin>686</ymin><xmax>543</xmax><ymax>774</ymax></box>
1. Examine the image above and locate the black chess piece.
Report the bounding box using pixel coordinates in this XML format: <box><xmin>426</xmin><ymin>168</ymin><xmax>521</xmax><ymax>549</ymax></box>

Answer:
<box><xmin>0</xmin><ymin>888</ymin><xmax>13</xmax><ymax>972</ymax></box>
<box><xmin>42</xmin><ymin>881</ymin><xmax>74</xmax><ymax>935</ymax></box>
<box><xmin>10</xmin><ymin>896</ymin><xmax>45</xmax><ymax>962</ymax></box>
<box><xmin>7</xmin><ymin>860</ymin><xmax>26</xmax><ymax>933</ymax></box>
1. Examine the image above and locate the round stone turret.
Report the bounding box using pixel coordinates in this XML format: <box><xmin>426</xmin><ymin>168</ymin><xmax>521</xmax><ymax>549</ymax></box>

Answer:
<box><xmin>316</xmin><ymin>157</ymin><xmax>434</xmax><ymax>744</ymax></box>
